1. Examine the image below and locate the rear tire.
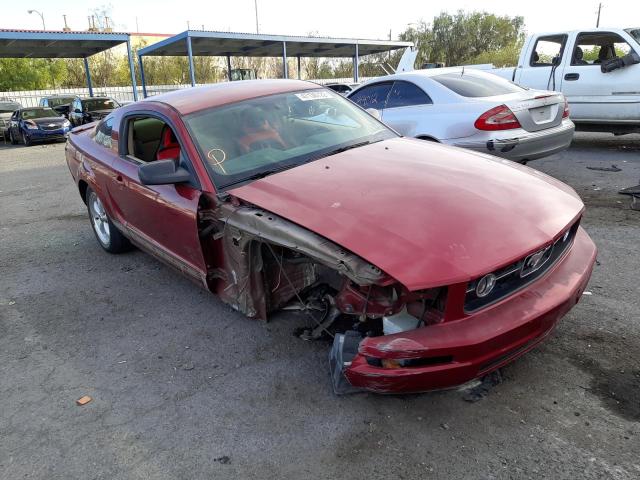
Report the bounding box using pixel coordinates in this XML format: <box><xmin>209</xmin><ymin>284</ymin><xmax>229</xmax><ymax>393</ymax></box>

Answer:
<box><xmin>86</xmin><ymin>187</ymin><xmax>132</xmax><ymax>253</ymax></box>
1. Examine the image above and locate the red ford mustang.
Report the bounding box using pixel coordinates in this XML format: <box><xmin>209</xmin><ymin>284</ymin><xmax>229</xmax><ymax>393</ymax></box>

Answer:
<box><xmin>66</xmin><ymin>80</ymin><xmax>597</xmax><ymax>394</ymax></box>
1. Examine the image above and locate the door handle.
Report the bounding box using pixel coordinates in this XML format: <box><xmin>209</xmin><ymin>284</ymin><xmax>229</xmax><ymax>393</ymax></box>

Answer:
<box><xmin>116</xmin><ymin>174</ymin><xmax>123</xmax><ymax>182</ymax></box>
<box><xmin>564</xmin><ymin>73</ymin><xmax>580</xmax><ymax>81</ymax></box>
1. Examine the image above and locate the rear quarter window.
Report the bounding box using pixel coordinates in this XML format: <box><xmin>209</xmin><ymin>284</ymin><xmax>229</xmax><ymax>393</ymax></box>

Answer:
<box><xmin>431</xmin><ymin>73</ymin><xmax>524</xmax><ymax>98</ymax></box>
<box><xmin>94</xmin><ymin>117</ymin><xmax>114</xmax><ymax>149</ymax></box>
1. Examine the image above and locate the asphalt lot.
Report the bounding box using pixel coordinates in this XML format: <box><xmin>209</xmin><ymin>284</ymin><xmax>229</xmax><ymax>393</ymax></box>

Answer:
<box><xmin>1</xmin><ymin>133</ymin><xmax>639</xmax><ymax>479</ymax></box>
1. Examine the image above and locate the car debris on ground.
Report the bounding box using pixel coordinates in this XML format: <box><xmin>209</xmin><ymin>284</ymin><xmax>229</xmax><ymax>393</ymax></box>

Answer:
<box><xmin>76</xmin><ymin>395</ymin><xmax>92</xmax><ymax>406</ymax></box>
<box><xmin>587</xmin><ymin>164</ymin><xmax>622</xmax><ymax>172</ymax></box>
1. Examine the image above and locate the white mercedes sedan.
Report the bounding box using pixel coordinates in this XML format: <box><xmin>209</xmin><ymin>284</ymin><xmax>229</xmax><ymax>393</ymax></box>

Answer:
<box><xmin>347</xmin><ymin>68</ymin><xmax>575</xmax><ymax>163</ymax></box>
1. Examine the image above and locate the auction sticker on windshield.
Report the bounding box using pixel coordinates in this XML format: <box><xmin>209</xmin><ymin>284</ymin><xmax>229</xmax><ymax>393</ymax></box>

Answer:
<box><xmin>295</xmin><ymin>91</ymin><xmax>333</xmax><ymax>101</ymax></box>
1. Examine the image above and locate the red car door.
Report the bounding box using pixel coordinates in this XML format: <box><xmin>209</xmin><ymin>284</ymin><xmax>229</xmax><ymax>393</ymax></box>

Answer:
<box><xmin>107</xmin><ymin>110</ymin><xmax>207</xmax><ymax>285</ymax></box>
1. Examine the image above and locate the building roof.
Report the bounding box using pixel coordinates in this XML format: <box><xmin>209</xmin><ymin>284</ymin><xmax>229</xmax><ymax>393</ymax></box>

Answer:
<box><xmin>0</xmin><ymin>29</ymin><xmax>130</xmax><ymax>58</ymax></box>
<box><xmin>138</xmin><ymin>30</ymin><xmax>412</xmax><ymax>58</ymax></box>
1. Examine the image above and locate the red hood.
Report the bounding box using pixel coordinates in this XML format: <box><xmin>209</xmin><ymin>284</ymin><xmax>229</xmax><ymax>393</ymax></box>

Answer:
<box><xmin>229</xmin><ymin>138</ymin><xmax>584</xmax><ymax>290</ymax></box>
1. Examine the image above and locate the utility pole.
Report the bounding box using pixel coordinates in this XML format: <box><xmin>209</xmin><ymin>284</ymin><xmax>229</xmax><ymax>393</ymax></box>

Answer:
<box><xmin>596</xmin><ymin>3</ymin><xmax>602</xmax><ymax>28</ymax></box>
<box><xmin>254</xmin><ymin>0</ymin><xmax>259</xmax><ymax>34</ymax></box>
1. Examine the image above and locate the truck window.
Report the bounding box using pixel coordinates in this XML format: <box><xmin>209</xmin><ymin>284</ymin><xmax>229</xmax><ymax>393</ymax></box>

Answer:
<box><xmin>530</xmin><ymin>35</ymin><xmax>567</xmax><ymax>67</ymax></box>
<box><xmin>571</xmin><ymin>32</ymin><xmax>635</xmax><ymax>66</ymax></box>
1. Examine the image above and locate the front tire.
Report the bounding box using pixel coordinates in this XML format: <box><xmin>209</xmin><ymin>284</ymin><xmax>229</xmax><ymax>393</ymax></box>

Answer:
<box><xmin>22</xmin><ymin>132</ymin><xmax>32</xmax><ymax>146</ymax></box>
<box><xmin>9</xmin><ymin>130</ymin><xmax>17</xmax><ymax>145</ymax></box>
<box><xmin>86</xmin><ymin>187</ymin><xmax>131</xmax><ymax>253</ymax></box>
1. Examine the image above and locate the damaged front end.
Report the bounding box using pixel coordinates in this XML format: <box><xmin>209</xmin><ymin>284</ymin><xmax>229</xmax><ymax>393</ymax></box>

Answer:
<box><xmin>197</xmin><ymin>195</ymin><xmax>595</xmax><ymax>396</ymax></box>
<box><xmin>198</xmin><ymin>195</ymin><xmax>447</xmax><ymax>392</ymax></box>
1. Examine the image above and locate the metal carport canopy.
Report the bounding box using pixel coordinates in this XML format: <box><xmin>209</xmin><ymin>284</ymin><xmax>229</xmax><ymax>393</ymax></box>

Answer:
<box><xmin>0</xmin><ymin>29</ymin><xmax>138</xmax><ymax>100</ymax></box>
<box><xmin>137</xmin><ymin>30</ymin><xmax>413</xmax><ymax>95</ymax></box>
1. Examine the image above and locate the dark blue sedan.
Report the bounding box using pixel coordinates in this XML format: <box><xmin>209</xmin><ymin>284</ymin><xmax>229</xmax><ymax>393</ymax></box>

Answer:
<box><xmin>8</xmin><ymin>107</ymin><xmax>71</xmax><ymax>146</ymax></box>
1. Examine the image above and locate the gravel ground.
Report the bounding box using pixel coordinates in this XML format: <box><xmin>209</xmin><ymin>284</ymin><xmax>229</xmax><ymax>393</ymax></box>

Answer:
<box><xmin>1</xmin><ymin>133</ymin><xmax>639</xmax><ymax>479</ymax></box>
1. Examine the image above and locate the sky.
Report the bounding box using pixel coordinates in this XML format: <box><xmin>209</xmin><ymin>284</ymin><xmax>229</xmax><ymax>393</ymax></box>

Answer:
<box><xmin>1</xmin><ymin>0</ymin><xmax>638</xmax><ymax>39</ymax></box>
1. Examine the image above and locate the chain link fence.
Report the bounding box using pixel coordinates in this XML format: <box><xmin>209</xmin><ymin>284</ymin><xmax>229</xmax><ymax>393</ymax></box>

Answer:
<box><xmin>0</xmin><ymin>77</ymin><xmax>371</xmax><ymax>108</ymax></box>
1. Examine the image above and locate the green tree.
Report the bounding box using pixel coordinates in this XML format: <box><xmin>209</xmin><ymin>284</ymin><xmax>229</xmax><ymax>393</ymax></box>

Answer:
<box><xmin>400</xmin><ymin>11</ymin><xmax>525</xmax><ymax>67</ymax></box>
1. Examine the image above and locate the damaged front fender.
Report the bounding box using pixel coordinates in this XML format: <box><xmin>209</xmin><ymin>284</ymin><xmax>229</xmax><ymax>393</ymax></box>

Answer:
<box><xmin>200</xmin><ymin>200</ymin><xmax>392</xmax><ymax>319</ymax></box>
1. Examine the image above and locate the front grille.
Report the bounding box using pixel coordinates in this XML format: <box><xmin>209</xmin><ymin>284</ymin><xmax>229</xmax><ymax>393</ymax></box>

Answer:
<box><xmin>464</xmin><ymin>220</ymin><xmax>580</xmax><ymax>312</ymax></box>
<box><xmin>40</xmin><ymin>123</ymin><xmax>64</xmax><ymax>131</ymax></box>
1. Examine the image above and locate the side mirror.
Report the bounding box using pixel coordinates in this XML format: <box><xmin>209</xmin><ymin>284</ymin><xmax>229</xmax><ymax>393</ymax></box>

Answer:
<box><xmin>74</xmin><ymin>108</ymin><xmax>82</xmax><ymax>114</ymax></box>
<box><xmin>366</xmin><ymin>108</ymin><xmax>382</xmax><ymax>120</ymax></box>
<box><xmin>551</xmin><ymin>55</ymin><xmax>561</xmax><ymax>67</ymax></box>
<box><xmin>601</xmin><ymin>52</ymin><xmax>640</xmax><ymax>73</ymax></box>
<box><xmin>139</xmin><ymin>159</ymin><xmax>191</xmax><ymax>185</ymax></box>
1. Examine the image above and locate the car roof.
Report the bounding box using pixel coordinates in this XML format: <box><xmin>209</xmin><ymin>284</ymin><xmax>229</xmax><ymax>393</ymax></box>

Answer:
<box><xmin>387</xmin><ymin>67</ymin><xmax>494</xmax><ymax>79</ymax></box>
<box><xmin>139</xmin><ymin>79</ymin><xmax>319</xmax><ymax>115</ymax></box>
<box><xmin>353</xmin><ymin>67</ymin><xmax>507</xmax><ymax>89</ymax></box>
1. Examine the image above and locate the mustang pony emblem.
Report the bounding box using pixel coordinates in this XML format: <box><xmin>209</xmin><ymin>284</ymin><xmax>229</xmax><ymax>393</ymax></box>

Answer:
<box><xmin>521</xmin><ymin>246</ymin><xmax>552</xmax><ymax>277</ymax></box>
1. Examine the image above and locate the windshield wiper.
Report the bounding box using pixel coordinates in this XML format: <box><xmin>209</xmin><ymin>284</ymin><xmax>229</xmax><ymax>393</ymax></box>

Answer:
<box><xmin>318</xmin><ymin>140</ymin><xmax>373</xmax><ymax>159</ymax></box>
<box><xmin>224</xmin><ymin>165</ymin><xmax>294</xmax><ymax>189</ymax></box>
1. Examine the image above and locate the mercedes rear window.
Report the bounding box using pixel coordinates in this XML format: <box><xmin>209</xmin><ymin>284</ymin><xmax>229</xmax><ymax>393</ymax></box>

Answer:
<box><xmin>432</xmin><ymin>72</ymin><xmax>524</xmax><ymax>98</ymax></box>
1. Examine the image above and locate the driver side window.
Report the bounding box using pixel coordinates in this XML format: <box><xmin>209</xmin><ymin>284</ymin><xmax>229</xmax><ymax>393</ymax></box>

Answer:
<box><xmin>124</xmin><ymin>116</ymin><xmax>181</xmax><ymax>164</ymax></box>
<box><xmin>571</xmin><ymin>32</ymin><xmax>634</xmax><ymax>66</ymax></box>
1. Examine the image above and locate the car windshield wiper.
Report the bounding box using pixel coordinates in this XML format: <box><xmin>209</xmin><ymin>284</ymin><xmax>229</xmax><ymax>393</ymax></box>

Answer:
<box><xmin>317</xmin><ymin>140</ymin><xmax>373</xmax><ymax>159</ymax></box>
<box><xmin>224</xmin><ymin>165</ymin><xmax>294</xmax><ymax>189</ymax></box>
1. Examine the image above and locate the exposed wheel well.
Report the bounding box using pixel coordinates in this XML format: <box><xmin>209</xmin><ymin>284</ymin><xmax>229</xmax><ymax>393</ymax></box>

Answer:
<box><xmin>416</xmin><ymin>135</ymin><xmax>440</xmax><ymax>142</ymax></box>
<box><xmin>78</xmin><ymin>180</ymin><xmax>89</xmax><ymax>204</ymax></box>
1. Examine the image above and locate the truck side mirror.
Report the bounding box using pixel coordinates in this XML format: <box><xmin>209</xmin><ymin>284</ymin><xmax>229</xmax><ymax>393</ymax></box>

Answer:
<box><xmin>601</xmin><ymin>52</ymin><xmax>640</xmax><ymax>73</ymax></box>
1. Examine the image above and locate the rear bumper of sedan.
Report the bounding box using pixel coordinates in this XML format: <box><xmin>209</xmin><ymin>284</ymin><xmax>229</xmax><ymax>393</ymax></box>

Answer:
<box><xmin>452</xmin><ymin>119</ymin><xmax>575</xmax><ymax>162</ymax></box>
<box><xmin>335</xmin><ymin>227</ymin><xmax>596</xmax><ymax>394</ymax></box>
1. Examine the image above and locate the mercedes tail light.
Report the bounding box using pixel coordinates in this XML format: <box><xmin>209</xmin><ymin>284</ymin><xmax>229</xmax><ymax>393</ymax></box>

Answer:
<box><xmin>474</xmin><ymin>104</ymin><xmax>521</xmax><ymax>131</ymax></box>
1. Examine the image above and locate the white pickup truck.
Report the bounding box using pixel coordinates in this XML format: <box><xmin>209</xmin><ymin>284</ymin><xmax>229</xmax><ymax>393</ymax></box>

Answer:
<box><xmin>486</xmin><ymin>28</ymin><xmax>640</xmax><ymax>135</ymax></box>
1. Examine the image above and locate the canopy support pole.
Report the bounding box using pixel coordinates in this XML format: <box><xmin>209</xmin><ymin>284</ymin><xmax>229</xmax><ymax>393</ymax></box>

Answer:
<box><xmin>83</xmin><ymin>57</ymin><xmax>93</xmax><ymax>97</ymax></box>
<box><xmin>186</xmin><ymin>35</ymin><xmax>196</xmax><ymax>87</ymax></box>
<box><xmin>353</xmin><ymin>43</ymin><xmax>359</xmax><ymax>83</ymax></box>
<box><xmin>226</xmin><ymin>55</ymin><xmax>232</xmax><ymax>81</ymax></box>
<box><xmin>282</xmin><ymin>41</ymin><xmax>288</xmax><ymax>79</ymax></box>
<box><xmin>126</xmin><ymin>39</ymin><xmax>138</xmax><ymax>101</ymax></box>
<box><xmin>297</xmin><ymin>56</ymin><xmax>301</xmax><ymax>79</ymax></box>
<box><xmin>139</xmin><ymin>54</ymin><xmax>148</xmax><ymax>98</ymax></box>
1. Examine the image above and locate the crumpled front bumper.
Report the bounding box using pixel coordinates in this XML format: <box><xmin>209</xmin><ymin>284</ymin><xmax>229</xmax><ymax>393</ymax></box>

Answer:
<box><xmin>331</xmin><ymin>226</ymin><xmax>597</xmax><ymax>394</ymax></box>
<box><xmin>452</xmin><ymin>119</ymin><xmax>575</xmax><ymax>162</ymax></box>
